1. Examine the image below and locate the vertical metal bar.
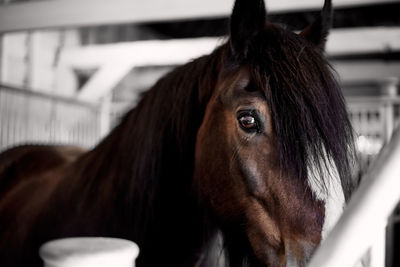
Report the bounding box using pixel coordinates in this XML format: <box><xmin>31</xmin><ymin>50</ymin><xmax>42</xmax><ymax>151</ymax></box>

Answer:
<box><xmin>385</xmin><ymin>216</ymin><xmax>394</xmax><ymax>267</ymax></box>
<box><xmin>14</xmin><ymin>93</ymin><xmax>20</xmax><ymax>145</ymax></box>
<box><xmin>24</xmin><ymin>84</ymin><xmax>30</xmax><ymax>141</ymax></box>
<box><xmin>49</xmin><ymin>98</ymin><xmax>56</xmax><ymax>143</ymax></box>
<box><xmin>0</xmin><ymin>33</ymin><xmax>3</xmax><ymax>83</ymax></box>
<box><xmin>26</xmin><ymin>31</ymin><xmax>34</xmax><ymax>88</ymax></box>
<box><xmin>0</xmin><ymin>89</ymin><xmax>4</xmax><ymax>150</ymax></box>
<box><xmin>383</xmin><ymin>81</ymin><xmax>398</xmax><ymax>141</ymax></box>
<box><xmin>7</xmin><ymin>91</ymin><xmax>14</xmax><ymax>147</ymax></box>
<box><xmin>99</xmin><ymin>94</ymin><xmax>111</xmax><ymax>138</ymax></box>
<box><xmin>5</xmin><ymin>90</ymin><xmax>11</xmax><ymax>148</ymax></box>
<box><xmin>384</xmin><ymin>102</ymin><xmax>394</xmax><ymax>142</ymax></box>
<box><xmin>1</xmin><ymin>91</ymin><xmax>7</xmax><ymax>148</ymax></box>
<box><xmin>381</xmin><ymin>81</ymin><xmax>398</xmax><ymax>267</ymax></box>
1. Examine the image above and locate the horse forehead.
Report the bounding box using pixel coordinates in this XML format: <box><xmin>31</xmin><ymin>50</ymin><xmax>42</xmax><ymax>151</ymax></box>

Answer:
<box><xmin>217</xmin><ymin>68</ymin><xmax>269</xmax><ymax>109</ymax></box>
<box><xmin>218</xmin><ymin>67</ymin><xmax>250</xmax><ymax>93</ymax></box>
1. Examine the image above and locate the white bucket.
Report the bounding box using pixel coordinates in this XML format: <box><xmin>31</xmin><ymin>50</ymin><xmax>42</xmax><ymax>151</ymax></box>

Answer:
<box><xmin>39</xmin><ymin>237</ymin><xmax>139</xmax><ymax>267</ymax></box>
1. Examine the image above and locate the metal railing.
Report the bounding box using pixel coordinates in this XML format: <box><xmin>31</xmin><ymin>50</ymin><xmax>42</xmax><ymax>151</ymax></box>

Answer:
<box><xmin>308</xmin><ymin>126</ymin><xmax>400</xmax><ymax>267</ymax></box>
<box><xmin>0</xmin><ymin>83</ymin><xmax>101</xmax><ymax>151</ymax></box>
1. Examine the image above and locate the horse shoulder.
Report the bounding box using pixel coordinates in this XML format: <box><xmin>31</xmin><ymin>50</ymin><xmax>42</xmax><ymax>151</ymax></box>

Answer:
<box><xmin>0</xmin><ymin>145</ymin><xmax>86</xmax><ymax>265</ymax></box>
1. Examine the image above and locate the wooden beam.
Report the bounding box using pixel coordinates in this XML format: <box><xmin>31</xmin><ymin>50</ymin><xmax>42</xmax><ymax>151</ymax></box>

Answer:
<box><xmin>73</xmin><ymin>38</ymin><xmax>221</xmax><ymax>101</ymax></box>
<box><xmin>0</xmin><ymin>0</ymin><xmax>399</xmax><ymax>33</ymax></box>
<box><xmin>62</xmin><ymin>38</ymin><xmax>222</xmax><ymax>69</ymax></box>
<box><xmin>76</xmin><ymin>59</ymin><xmax>400</xmax><ymax>102</ymax></box>
<box><xmin>62</xmin><ymin>27</ymin><xmax>400</xmax><ymax>69</ymax></box>
<box><xmin>332</xmin><ymin>61</ymin><xmax>400</xmax><ymax>84</ymax></box>
<box><xmin>0</xmin><ymin>83</ymin><xmax>97</xmax><ymax>109</ymax></box>
<box><xmin>78</xmin><ymin>62</ymin><xmax>133</xmax><ymax>102</ymax></box>
<box><xmin>328</xmin><ymin>27</ymin><xmax>400</xmax><ymax>56</ymax></box>
<box><xmin>55</xmin><ymin>29</ymin><xmax>400</xmax><ymax>101</ymax></box>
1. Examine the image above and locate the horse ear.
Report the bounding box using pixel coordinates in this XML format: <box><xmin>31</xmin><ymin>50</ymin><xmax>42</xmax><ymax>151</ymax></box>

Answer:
<box><xmin>300</xmin><ymin>0</ymin><xmax>333</xmax><ymax>49</ymax></box>
<box><xmin>230</xmin><ymin>0</ymin><xmax>267</xmax><ymax>60</ymax></box>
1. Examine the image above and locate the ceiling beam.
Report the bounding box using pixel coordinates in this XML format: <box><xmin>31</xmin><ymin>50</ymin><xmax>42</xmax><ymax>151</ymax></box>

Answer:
<box><xmin>327</xmin><ymin>27</ymin><xmax>400</xmax><ymax>56</ymax></box>
<box><xmin>56</xmin><ymin>29</ymin><xmax>400</xmax><ymax>102</ymax></box>
<box><xmin>62</xmin><ymin>38</ymin><xmax>223</xmax><ymax>70</ymax></box>
<box><xmin>62</xmin><ymin>27</ymin><xmax>400</xmax><ymax>69</ymax></box>
<box><xmin>73</xmin><ymin>38</ymin><xmax>221</xmax><ymax>101</ymax></box>
<box><xmin>332</xmin><ymin>61</ymin><xmax>400</xmax><ymax>84</ymax></box>
<box><xmin>0</xmin><ymin>0</ymin><xmax>399</xmax><ymax>33</ymax></box>
<box><xmin>76</xmin><ymin>58</ymin><xmax>400</xmax><ymax>102</ymax></box>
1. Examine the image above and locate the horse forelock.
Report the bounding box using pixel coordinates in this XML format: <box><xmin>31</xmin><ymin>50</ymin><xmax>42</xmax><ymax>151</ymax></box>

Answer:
<box><xmin>241</xmin><ymin>24</ymin><xmax>355</xmax><ymax>200</ymax></box>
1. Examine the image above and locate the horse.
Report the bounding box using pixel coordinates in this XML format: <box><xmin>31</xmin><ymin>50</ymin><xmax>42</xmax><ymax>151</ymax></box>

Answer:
<box><xmin>0</xmin><ymin>0</ymin><xmax>355</xmax><ymax>266</ymax></box>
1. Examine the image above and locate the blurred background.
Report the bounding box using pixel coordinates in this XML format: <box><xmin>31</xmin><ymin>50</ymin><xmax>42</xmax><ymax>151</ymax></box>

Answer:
<box><xmin>0</xmin><ymin>0</ymin><xmax>399</xmax><ymax>266</ymax></box>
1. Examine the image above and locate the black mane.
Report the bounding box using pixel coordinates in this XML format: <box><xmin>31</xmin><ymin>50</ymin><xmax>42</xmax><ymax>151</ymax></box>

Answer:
<box><xmin>73</xmin><ymin>24</ymin><xmax>355</xmax><ymax>266</ymax></box>
<box><xmin>71</xmin><ymin>44</ymin><xmax>228</xmax><ymax>265</ymax></box>
<box><xmin>246</xmin><ymin>24</ymin><xmax>355</xmax><ymax>200</ymax></box>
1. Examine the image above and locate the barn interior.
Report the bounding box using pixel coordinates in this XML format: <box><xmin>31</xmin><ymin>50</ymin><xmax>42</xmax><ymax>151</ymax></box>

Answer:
<box><xmin>0</xmin><ymin>0</ymin><xmax>399</xmax><ymax>266</ymax></box>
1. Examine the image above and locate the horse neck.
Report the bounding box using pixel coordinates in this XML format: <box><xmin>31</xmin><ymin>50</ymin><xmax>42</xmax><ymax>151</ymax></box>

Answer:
<box><xmin>64</xmin><ymin>49</ymin><xmax>224</xmax><ymax>243</ymax></box>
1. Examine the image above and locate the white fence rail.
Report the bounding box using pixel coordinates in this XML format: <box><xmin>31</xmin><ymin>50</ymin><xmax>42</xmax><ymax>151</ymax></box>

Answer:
<box><xmin>0</xmin><ymin>84</ymin><xmax>101</xmax><ymax>152</ymax></box>
<box><xmin>309</xmin><ymin>126</ymin><xmax>400</xmax><ymax>267</ymax></box>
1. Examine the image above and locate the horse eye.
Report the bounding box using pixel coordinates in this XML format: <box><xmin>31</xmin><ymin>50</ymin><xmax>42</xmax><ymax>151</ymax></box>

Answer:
<box><xmin>237</xmin><ymin>113</ymin><xmax>259</xmax><ymax>132</ymax></box>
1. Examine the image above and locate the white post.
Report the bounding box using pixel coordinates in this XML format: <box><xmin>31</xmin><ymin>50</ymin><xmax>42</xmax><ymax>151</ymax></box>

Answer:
<box><xmin>40</xmin><ymin>237</ymin><xmax>139</xmax><ymax>267</ymax></box>
<box><xmin>369</xmin><ymin>225</ymin><xmax>387</xmax><ymax>267</ymax></box>
<box><xmin>308</xmin><ymin>126</ymin><xmax>400</xmax><ymax>267</ymax></box>
<box><xmin>382</xmin><ymin>79</ymin><xmax>398</xmax><ymax>141</ymax></box>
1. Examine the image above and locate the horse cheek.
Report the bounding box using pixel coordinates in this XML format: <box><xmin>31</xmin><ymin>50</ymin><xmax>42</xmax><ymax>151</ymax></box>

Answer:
<box><xmin>193</xmin><ymin>112</ymin><xmax>246</xmax><ymax>222</ymax></box>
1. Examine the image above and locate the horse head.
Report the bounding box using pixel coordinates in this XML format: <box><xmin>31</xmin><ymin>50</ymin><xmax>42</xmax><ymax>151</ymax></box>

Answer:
<box><xmin>193</xmin><ymin>0</ymin><xmax>354</xmax><ymax>265</ymax></box>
